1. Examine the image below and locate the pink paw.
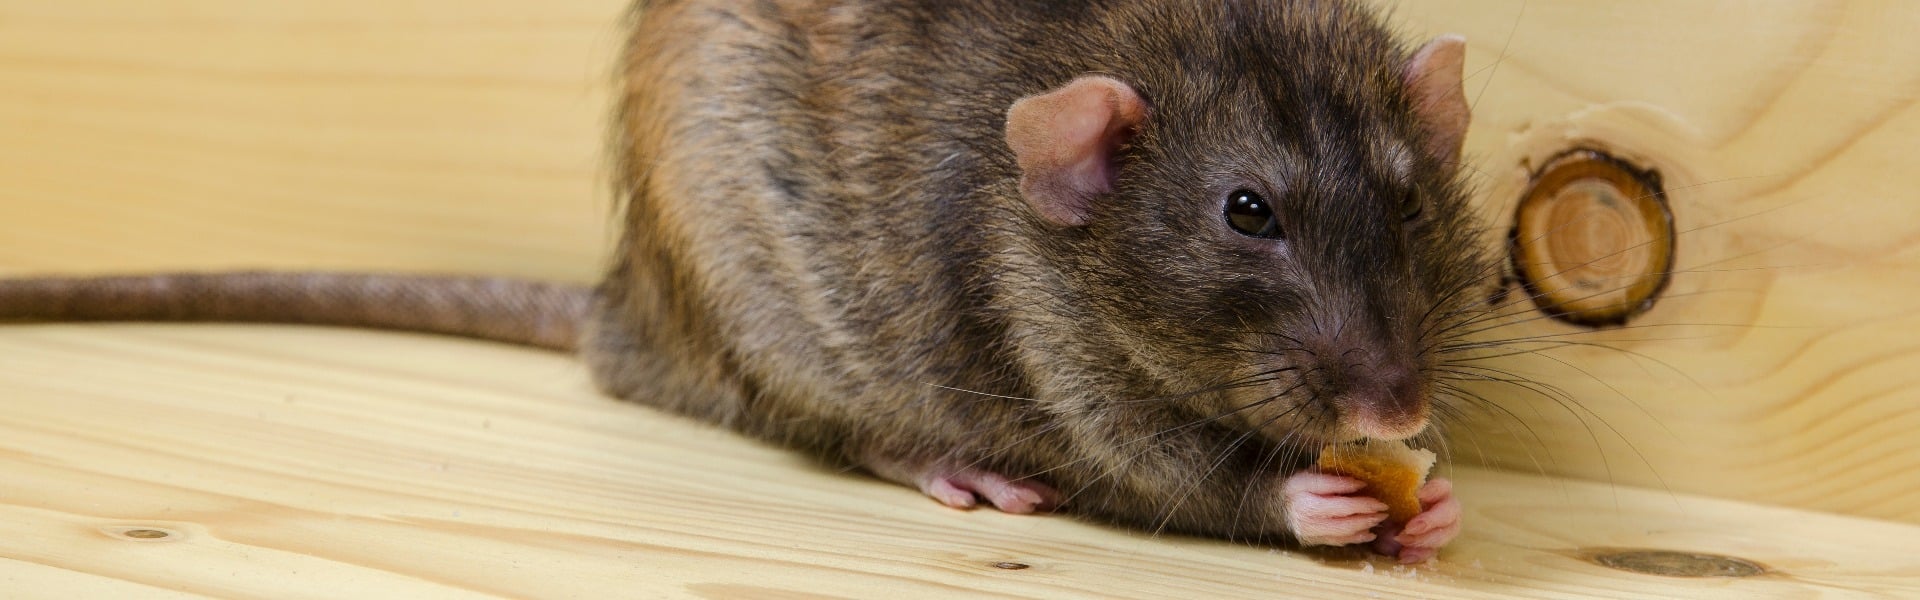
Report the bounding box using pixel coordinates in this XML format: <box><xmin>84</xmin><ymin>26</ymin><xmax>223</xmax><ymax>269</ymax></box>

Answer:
<box><xmin>1281</xmin><ymin>472</ymin><xmax>1390</xmax><ymax>546</ymax></box>
<box><xmin>1373</xmin><ymin>478</ymin><xmax>1461</xmax><ymax>564</ymax></box>
<box><xmin>916</xmin><ymin>467</ymin><xmax>1063</xmax><ymax>514</ymax></box>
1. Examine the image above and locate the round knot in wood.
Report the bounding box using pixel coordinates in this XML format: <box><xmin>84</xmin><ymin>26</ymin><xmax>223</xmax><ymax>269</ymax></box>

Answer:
<box><xmin>101</xmin><ymin>525</ymin><xmax>182</xmax><ymax>543</ymax></box>
<box><xmin>1509</xmin><ymin>149</ymin><xmax>1674</xmax><ymax>326</ymax></box>
<box><xmin>1587</xmin><ymin>548</ymin><xmax>1767</xmax><ymax>578</ymax></box>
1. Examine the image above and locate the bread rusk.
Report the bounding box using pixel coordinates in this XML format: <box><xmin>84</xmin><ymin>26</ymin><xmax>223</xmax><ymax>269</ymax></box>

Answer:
<box><xmin>1315</xmin><ymin>442</ymin><xmax>1437</xmax><ymax>524</ymax></box>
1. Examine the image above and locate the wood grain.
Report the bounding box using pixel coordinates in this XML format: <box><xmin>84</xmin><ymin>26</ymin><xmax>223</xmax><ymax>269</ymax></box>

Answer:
<box><xmin>1</xmin><ymin>325</ymin><xmax>1915</xmax><ymax>599</ymax></box>
<box><xmin>1369</xmin><ymin>0</ymin><xmax>1920</xmax><ymax>524</ymax></box>
<box><xmin>0</xmin><ymin>0</ymin><xmax>625</xmax><ymax>282</ymax></box>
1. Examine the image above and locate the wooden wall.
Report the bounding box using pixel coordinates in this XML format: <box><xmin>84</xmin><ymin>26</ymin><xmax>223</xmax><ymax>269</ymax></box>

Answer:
<box><xmin>0</xmin><ymin>1</ymin><xmax>624</xmax><ymax>282</ymax></box>
<box><xmin>2</xmin><ymin>1</ymin><xmax>1915</xmax><ymax>523</ymax></box>
<box><xmin>1378</xmin><ymin>0</ymin><xmax>1920</xmax><ymax>524</ymax></box>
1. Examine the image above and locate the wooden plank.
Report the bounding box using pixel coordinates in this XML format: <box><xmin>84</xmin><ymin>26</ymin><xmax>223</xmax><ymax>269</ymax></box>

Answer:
<box><xmin>0</xmin><ymin>325</ymin><xmax>1915</xmax><ymax>599</ymax></box>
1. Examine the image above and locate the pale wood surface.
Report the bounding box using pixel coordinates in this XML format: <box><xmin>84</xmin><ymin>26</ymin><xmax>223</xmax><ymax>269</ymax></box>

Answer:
<box><xmin>2</xmin><ymin>325</ymin><xmax>1916</xmax><ymax>599</ymax></box>
<box><xmin>1</xmin><ymin>0</ymin><xmax>1918</xmax><ymax>588</ymax></box>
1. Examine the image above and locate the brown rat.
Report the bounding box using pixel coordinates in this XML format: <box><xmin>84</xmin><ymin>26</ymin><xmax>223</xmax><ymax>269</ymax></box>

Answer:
<box><xmin>1</xmin><ymin>0</ymin><xmax>1489</xmax><ymax>562</ymax></box>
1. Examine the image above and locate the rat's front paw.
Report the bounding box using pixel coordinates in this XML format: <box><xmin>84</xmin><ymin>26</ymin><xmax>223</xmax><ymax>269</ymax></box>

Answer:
<box><xmin>1281</xmin><ymin>471</ymin><xmax>1390</xmax><ymax>546</ymax></box>
<box><xmin>1378</xmin><ymin>477</ymin><xmax>1461</xmax><ymax>563</ymax></box>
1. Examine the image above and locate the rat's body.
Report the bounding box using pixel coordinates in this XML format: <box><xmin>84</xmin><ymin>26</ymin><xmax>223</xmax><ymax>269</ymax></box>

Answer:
<box><xmin>1</xmin><ymin>0</ymin><xmax>1484</xmax><ymax>561</ymax></box>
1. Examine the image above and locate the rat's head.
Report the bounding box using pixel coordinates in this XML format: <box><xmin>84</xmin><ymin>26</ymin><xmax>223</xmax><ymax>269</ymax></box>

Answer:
<box><xmin>1003</xmin><ymin>14</ymin><xmax>1491</xmax><ymax>449</ymax></box>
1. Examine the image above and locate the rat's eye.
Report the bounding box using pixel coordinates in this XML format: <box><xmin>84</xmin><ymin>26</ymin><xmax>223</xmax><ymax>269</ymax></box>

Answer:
<box><xmin>1399</xmin><ymin>191</ymin><xmax>1423</xmax><ymax>222</ymax></box>
<box><xmin>1225</xmin><ymin>189</ymin><xmax>1281</xmax><ymax>238</ymax></box>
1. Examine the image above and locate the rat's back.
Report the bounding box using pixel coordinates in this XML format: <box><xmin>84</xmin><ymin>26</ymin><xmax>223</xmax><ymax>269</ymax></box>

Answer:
<box><xmin>586</xmin><ymin>0</ymin><xmax>1038</xmax><ymax>453</ymax></box>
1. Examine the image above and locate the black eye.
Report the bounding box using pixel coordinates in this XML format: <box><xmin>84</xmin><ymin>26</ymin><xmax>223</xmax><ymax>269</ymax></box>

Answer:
<box><xmin>1225</xmin><ymin>189</ymin><xmax>1281</xmax><ymax>238</ymax></box>
<box><xmin>1399</xmin><ymin>191</ymin><xmax>1423</xmax><ymax>222</ymax></box>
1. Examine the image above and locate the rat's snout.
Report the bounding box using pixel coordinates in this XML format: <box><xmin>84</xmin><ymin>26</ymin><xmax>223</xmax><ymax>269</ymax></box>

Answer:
<box><xmin>1320</xmin><ymin>354</ymin><xmax>1429</xmax><ymax>441</ymax></box>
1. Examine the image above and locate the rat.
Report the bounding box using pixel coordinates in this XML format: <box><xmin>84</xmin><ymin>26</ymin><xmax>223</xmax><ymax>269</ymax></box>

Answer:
<box><xmin>1</xmin><ymin>0</ymin><xmax>1488</xmax><ymax>563</ymax></box>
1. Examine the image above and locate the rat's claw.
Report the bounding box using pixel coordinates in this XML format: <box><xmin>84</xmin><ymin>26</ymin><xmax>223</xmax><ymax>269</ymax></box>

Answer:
<box><xmin>922</xmin><ymin>476</ymin><xmax>980</xmax><ymax>509</ymax></box>
<box><xmin>1281</xmin><ymin>471</ymin><xmax>1390</xmax><ymax>547</ymax></box>
<box><xmin>864</xmin><ymin>453</ymin><xmax>1062</xmax><ymax>515</ymax></box>
<box><xmin>1415</xmin><ymin>477</ymin><xmax>1453</xmax><ymax>506</ymax></box>
<box><xmin>1391</xmin><ymin>477</ymin><xmax>1461</xmax><ymax>563</ymax></box>
<box><xmin>1283</xmin><ymin>472</ymin><xmax>1370</xmax><ymax>496</ymax></box>
<box><xmin>1304</xmin><ymin>515</ymin><xmax>1387</xmax><ymax>546</ymax></box>
<box><xmin>916</xmin><ymin>467</ymin><xmax>1062</xmax><ymax>514</ymax></box>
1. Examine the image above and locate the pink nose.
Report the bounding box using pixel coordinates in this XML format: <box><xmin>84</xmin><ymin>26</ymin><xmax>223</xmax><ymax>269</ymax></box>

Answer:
<box><xmin>1340</xmin><ymin>366</ymin><xmax>1428</xmax><ymax>440</ymax></box>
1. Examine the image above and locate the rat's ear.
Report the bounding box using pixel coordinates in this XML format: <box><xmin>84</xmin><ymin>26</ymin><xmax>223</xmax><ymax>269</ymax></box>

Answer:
<box><xmin>1005</xmin><ymin>75</ymin><xmax>1148</xmax><ymax>227</ymax></box>
<box><xmin>1403</xmin><ymin>34</ymin><xmax>1470</xmax><ymax>166</ymax></box>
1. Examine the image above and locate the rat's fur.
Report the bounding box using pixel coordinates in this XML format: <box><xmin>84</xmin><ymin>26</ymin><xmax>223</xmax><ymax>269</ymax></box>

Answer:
<box><xmin>588</xmin><ymin>0</ymin><xmax>1494</xmax><ymax>541</ymax></box>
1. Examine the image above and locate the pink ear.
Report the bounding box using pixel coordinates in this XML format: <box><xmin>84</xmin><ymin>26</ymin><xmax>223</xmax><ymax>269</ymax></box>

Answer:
<box><xmin>1403</xmin><ymin>35</ymin><xmax>1470</xmax><ymax>166</ymax></box>
<box><xmin>1004</xmin><ymin>76</ymin><xmax>1148</xmax><ymax>227</ymax></box>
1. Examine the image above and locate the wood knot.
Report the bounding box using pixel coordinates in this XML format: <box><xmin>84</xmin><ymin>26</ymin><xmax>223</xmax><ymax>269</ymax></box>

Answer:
<box><xmin>102</xmin><ymin>525</ymin><xmax>182</xmax><ymax>542</ymax></box>
<box><xmin>991</xmin><ymin>561</ymin><xmax>1031</xmax><ymax>571</ymax></box>
<box><xmin>1508</xmin><ymin>149</ymin><xmax>1674</xmax><ymax>327</ymax></box>
<box><xmin>1585</xmin><ymin>548</ymin><xmax>1766</xmax><ymax>578</ymax></box>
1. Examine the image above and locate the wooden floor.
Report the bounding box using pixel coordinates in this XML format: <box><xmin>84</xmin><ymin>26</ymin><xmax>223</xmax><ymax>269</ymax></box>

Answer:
<box><xmin>1</xmin><ymin>325</ymin><xmax>1915</xmax><ymax>599</ymax></box>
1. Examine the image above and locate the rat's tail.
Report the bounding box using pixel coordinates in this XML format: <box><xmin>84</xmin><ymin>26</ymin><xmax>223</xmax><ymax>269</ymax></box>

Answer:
<box><xmin>0</xmin><ymin>272</ymin><xmax>593</xmax><ymax>351</ymax></box>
